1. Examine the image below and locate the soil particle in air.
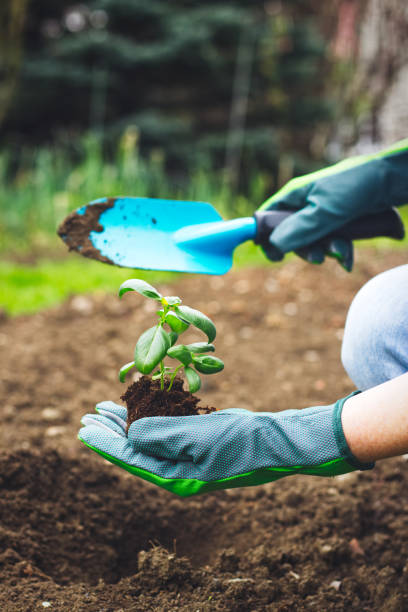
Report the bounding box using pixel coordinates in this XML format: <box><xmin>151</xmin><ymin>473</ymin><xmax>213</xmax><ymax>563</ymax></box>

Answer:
<box><xmin>57</xmin><ymin>198</ymin><xmax>115</xmax><ymax>264</ymax></box>
<box><xmin>122</xmin><ymin>375</ymin><xmax>215</xmax><ymax>431</ymax></box>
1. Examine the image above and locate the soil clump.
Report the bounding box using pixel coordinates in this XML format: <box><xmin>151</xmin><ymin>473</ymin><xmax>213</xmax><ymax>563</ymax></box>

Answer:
<box><xmin>122</xmin><ymin>375</ymin><xmax>215</xmax><ymax>430</ymax></box>
<box><xmin>57</xmin><ymin>198</ymin><xmax>115</xmax><ymax>264</ymax></box>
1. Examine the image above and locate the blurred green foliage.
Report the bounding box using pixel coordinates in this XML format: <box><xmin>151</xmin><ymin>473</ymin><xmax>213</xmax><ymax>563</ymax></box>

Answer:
<box><xmin>2</xmin><ymin>0</ymin><xmax>337</xmax><ymax>188</ymax></box>
<box><xmin>0</xmin><ymin>258</ymin><xmax>175</xmax><ymax>316</ymax></box>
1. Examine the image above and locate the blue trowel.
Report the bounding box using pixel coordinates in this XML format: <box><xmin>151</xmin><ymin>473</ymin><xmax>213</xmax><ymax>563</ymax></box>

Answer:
<box><xmin>58</xmin><ymin>197</ymin><xmax>404</xmax><ymax>275</ymax></box>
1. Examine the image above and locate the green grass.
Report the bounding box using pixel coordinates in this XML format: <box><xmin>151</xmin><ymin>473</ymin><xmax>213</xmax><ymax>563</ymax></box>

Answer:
<box><xmin>0</xmin><ymin>240</ymin><xmax>270</xmax><ymax>316</ymax></box>
<box><xmin>0</xmin><ymin>257</ymin><xmax>179</xmax><ymax>316</ymax></box>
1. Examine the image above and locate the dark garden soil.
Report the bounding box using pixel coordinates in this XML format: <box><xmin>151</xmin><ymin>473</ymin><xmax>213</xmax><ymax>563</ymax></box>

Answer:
<box><xmin>1</xmin><ymin>249</ymin><xmax>408</xmax><ymax>611</ymax></box>
<box><xmin>123</xmin><ymin>375</ymin><xmax>215</xmax><ymax>430</ymax></box>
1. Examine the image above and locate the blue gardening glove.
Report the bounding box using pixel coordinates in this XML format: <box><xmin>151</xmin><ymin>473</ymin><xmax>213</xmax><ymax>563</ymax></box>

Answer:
<box><xmin>79</xmin><ymin>394</ymin><xmax>373</xmax><ymax>497</ymax></box>
<box><xmin>259</xmin><ymin>139</ymin><xmax>408</xmax><ymax>270</ymax></box>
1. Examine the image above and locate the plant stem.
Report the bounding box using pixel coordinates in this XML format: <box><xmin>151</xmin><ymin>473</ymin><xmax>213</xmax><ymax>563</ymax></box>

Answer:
<box><xmin>167</xmin><ymin>364</ymin><xmax>183</xmax><ymax>391</ymax></box>
<box><xmin>159</xmin><ymin>360</ymin><xmax>165</xmax><ymax>390</ymax></box>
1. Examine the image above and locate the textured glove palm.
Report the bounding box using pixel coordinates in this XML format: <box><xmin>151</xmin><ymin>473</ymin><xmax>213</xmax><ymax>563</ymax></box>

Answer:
<box><xmin>260</xmin><ymin>139</ymin><xmax>408</xmax><ymax>270</ymax></box>
<box><xmin>79</xmin><ymin>395</ymin><xmax>373</xmax><ymax>497</ymax></box>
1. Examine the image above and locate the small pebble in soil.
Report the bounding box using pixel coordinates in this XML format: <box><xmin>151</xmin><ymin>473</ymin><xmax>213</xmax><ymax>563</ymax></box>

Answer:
<box><xmin>283</xmin><ymin>302</ymin><xmax>298</xmax><ymax>316</ymax></box>
<box><xmin>239</xmin><ymin>326</ymin><xmax>253</xmax><ymax>340</ymax></box>
<box><xmin>349</xmin><ymin>538</ymin><xmax>365</xmax><ymax>556</ymax></box>
<box><xmin>45</xmin><ymin>426</ymin><xmax>66</xmax><ymax>437</ymax></box>
<box><xmin>209</xmin><ymin>276</ymin><xmax>225</xmax><ymax>289</ymax></box>
<box><xmin>264</xmin><ymin>312</ymin><xmax>286</xmax><ymax>328</ymax></box>
<box><xmin>70</xmin><ymin>296</ymin><xmax>93</xmax><ymax>315</ymax></box>
<box><xmin>233</xmin><ymin>279</ymin><xmax>251</xmax><ymax>294</ymax></box>
<box><xmin>330</xmin><ymin>580</ymin><xmax>342</xmax><ymax>591</ymax></box>
<box><xmin>264</xmin><ymin>277</ymin><xmax>279</xmax><ymax>293</ymax></box>
<box><xmin>41</xmin><ymin>408</ymin><xmax>61</xmax><ymax>421</ymax></box>
<box><xmin>299</xmin><ymin>288</ymin><xmax>313</xmax><ymax>302</ymax></box>
<box><xmin>304</xmin><ymin>350</ymin><xmax>320</xmax><ymax>363</ymax></box>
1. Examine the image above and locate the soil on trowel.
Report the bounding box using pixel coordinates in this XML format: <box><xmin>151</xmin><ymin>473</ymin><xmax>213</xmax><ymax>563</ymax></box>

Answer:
<box><xmin>57</xmin><ymin>198</ymin><xmax>115</xmax><ymax>264</ymax></box>
<box><xmin>122</xmin><ymin>375</ymin><xmax>215</xmax><ymax>431</ymax></box>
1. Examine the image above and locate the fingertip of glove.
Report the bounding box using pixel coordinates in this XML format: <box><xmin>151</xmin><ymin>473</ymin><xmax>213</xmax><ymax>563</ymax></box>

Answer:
<box><xmin>78</xmin><ymin>423</ymin><xmax>91</xmax><ymax>440</ymax></box>
<box><xmin>95</xmin><ymin>400</ymin><xmax>124</xmax><ymax>412</ymax></box>
<box><xmin>78</xmin><ymin>427</ymin><xmax>87</xmax><ymax>444</ymax></box>
<box><xmin>308</xmin><ymin>254</ymin><xmax>325</xmax><ymax>265</ymax></box>
<box><xmin>80</xmin><ymin>415</ymin><xmax>96</xmax><ymax>427</ymax></box>
<box><xmin>264</xmin><ymin>240</ymin><xmax>285</xmax><ymax>262</ymax></box>
<box><xmin>339</xmin><ymin>260</ymin><xmax>353</xmax><ymax>272</ymax></box>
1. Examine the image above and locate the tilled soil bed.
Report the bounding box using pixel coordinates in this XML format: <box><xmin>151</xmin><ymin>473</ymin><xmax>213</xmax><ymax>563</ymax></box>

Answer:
<box><xmin>1</xmin><ymin>250</ymin><xmax>408</xmax><ymax>611</ymax></box>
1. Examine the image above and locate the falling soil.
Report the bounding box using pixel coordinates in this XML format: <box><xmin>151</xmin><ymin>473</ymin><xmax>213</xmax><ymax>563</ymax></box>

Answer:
<box><xmin>122</xmin><ymin>375</ymin><xmax>215</xmax><ymax>431</ymax></box>
<box><xmin>57</xmin><ymin>198</ymin><xmax>115</xmax><ymax>264</ymax></box>
<box><xmin>1</xmin><ymin>250</ymin><xmax>408</xmax><ymax>610</ymax></box>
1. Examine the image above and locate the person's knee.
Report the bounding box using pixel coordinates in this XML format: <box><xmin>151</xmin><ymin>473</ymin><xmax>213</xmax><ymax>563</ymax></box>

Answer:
<box><xmin>341</xmin><ymin>265</ymin><xmax>408</xmax><ymax>390</ymax></box>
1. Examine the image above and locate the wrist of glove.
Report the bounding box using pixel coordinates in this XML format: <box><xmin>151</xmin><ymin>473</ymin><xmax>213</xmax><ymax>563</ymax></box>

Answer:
<box><xmin>79</xmin><ymin>393</ymin><xmax>374</xmax><ymax>497</ymax></box>
<box><xmin>259</xmin><ymin>139</ymin><xmax>408</xmax><ymax>270</ymax></box>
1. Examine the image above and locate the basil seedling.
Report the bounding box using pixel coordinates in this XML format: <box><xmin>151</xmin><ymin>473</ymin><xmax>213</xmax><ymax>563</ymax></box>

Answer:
<box><xmin>118</xmin><ymin>279</ymin><xmax>224</xmax><ymax>392</ymax></box>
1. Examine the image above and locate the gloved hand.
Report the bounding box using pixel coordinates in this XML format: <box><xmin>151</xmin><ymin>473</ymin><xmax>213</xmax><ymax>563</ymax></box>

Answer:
<box><xmin>79</xmin><ymin>394</ymin><xmax>373</xmax><ymax>497</ymax></box>
<box><xmin>259</xmin><ymin>139</ymin><xmax>408</xmax><ymax>270</ymax></box>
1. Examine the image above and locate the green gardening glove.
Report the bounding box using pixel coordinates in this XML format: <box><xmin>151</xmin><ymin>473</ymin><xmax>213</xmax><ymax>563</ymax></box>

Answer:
<box><xmin>259</xmin><ymin>139</ymin><xmax>408</xmax><ymax>270</ymax></box>
<box><xmin>79</xmin><ymin>393</ymin><xmax>373</xmax><ymax>497</ymax></box>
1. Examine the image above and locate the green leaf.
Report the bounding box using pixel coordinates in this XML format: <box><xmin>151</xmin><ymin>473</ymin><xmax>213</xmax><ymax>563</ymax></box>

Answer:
<box><xmin>165</xmin><ymin>311</ymin><xmax>189</xmax><ymax>334</ymax></box>
<box><xmin>175</xmin><ymin>305</ymin><xmax>216</xmax><ymax>342</ymax></box>
<box><xmin>134</xmin><ymin>325</ymin><xmax>171</xmax><ymax>374</ymax></box>
<box><xmin>169</xmin><ymin>331</ymin><xmax>179</xmax><ymax>346</ymax></box>
<box><xmin>192</xmin><ymin>355</ymin><xmax>224</xmax><ymax>374</ymax></box>
<box><xmin>162</xmin><ymin>295</ymin><xmax>182</xmax><ymax>306</ymax></box>
<box><xmin>118</xmin><ymin>361</ymin><xmax>136</xmax><ymax>383</ymax></box>
<box><xmin>185</xmin><ymin>366</ymin><xmax>201</xmax><ymax>393</ymax></box>
<box><xmin>119</xmin><ymin>279</ymin><xmax>162</xmax><ymax>300</ymax></box>
<box><xmin>167</xmin><ymin>344</ymin><xmax>192</xmax><ymax>366</ymax></box>
<box><xmin>186</xmin><ymin>342</ymin><xmax>215</xmax><ymax>354</ymax></box>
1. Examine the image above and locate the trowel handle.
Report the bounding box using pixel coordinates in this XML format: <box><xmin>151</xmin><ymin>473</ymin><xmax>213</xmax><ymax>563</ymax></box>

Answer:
<box><xmin>253</xmin><ymin>207</ymin><xmax>405</xmax><ymax>249</ymax></box>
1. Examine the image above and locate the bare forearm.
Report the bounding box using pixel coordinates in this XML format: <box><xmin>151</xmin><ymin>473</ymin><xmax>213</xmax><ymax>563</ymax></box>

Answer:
<box><xmin>342</xmin><ymin>371</ymin><xmax>408</xmax><ymax>463</ymax></box>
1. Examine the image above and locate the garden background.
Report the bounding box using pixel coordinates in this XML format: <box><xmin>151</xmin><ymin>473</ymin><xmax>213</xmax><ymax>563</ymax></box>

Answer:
<box><xmin>2</xmin><ymin>3</ymin><xmax>408</xmax><ymax>610</ymax></box>
<box><xmin>2</xmin><ymin>0</ymin><xmax>408</xmax><ymax>315</ymax></box>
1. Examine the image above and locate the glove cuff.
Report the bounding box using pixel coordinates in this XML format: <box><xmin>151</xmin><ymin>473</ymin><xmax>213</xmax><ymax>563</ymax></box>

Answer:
<box><xmin>332</xmin><ymin>392</ymin><xmax>375</xmax><ymax>471</ymax></box>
